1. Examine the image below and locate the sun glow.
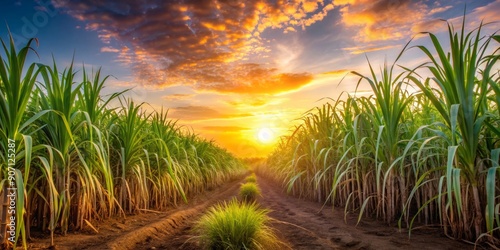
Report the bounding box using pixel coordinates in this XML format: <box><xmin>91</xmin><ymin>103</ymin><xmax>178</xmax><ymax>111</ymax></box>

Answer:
<box><xmin>257</xmin><ymin>127</ymin><xmax>274</xmax><ymax>143</ymax></box>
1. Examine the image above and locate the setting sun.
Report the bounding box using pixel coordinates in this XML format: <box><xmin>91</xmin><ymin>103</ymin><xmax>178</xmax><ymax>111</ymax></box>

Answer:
<box><xmin>257</xmin><ymin>128</ymin><xmax>274</xmax><ymax>143</ymax></box>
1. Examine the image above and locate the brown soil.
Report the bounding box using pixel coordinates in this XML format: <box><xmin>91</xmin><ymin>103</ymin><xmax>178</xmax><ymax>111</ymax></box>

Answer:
<box><xmin>27</xmin><ymin>174</ymin><xmax>480</xmax><ymax>250</ymax></box>
<box><xmin>27</xmin><ymin>177</ymin><xmax>244</xmax><ymax>250</ymax></box>
<box><xmin>255</xmin><ymin>175</ymin><xmax>476</xmax><ymax>250</ymax></box>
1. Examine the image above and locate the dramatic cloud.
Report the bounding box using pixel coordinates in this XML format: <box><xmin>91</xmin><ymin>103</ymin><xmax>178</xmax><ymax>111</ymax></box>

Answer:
<box><xmin>52</xmin><ymin>0</ymin><xmax>333</xmax><ymax>94</ymax></box>
<box><xmin>51</xmin><ymin>0</ymin><xmax>498</xmax><ymax>98</ymax></box>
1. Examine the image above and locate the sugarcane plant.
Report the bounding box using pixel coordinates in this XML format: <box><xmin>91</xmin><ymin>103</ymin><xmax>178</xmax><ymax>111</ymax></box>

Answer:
<box><xmin>264</xmin><ymin>18</ymin><xmax>500</xmax><ymax>245</ymax></box>
<box><xmin>0</xmin><ymin>33</ymin><xmax>245</xmax><ymax>249</ymax></box>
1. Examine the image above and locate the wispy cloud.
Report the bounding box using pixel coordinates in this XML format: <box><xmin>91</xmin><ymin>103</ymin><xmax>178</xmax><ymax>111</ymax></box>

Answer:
<box><xmin>342</xmin><ymin>44</ymin><xmax>401</xmax><ymax>55</ymax></box>
<box><xmin>168</xmin><ymin>105</ymin><xmax>253</xmax><ymax>121</ymax></box>
<box><xmin>338</xmin><ymin>0</ymin><xmax>429</xmax><ymax>42</ymax></box>
<box><xmin>319</xmin><ymin>69</ymin><xmax>349</xmax><ymax>76</ymax></box>
<box><xmin>413</xmin><ymin>0</ymin><xmax>500</xmax><ymax>36</ymax></box>
<box><xmin>203</xmin><ymin>126</ymin><xmax>250</xmax><ymax>132</ymax></box>
<box><xmin>194</xmin><ymin>63</ymin><xmax>314</xmax><ymax>95</ymax></box>
<box><xmin>100</xmin><ymin>46</ymin><xmax>120</xmax><ymax>53</ymax></box>
<box><xmin>336</xmin><ymin>0</ymin><xmax>499</xmax><ymax>44</ymax></box>
<box><xmin>429</xmin><ymin>5</ymin><xmax>453</xmax><ymax>15</ymax></box>
<box><xmin>227</xmin><ymin>98</ymin><xmax>269</xmax><ymax>108</ymax></box>
<box><xmin>162</xmin><ymin>93</ymin><xmax>194</xmax><ymax>102</ymax></box>
<box><xmin>226</xmin><ymin>95</ymin><xmax>289</xmax><ymax>108</ymax></box>
<box><xmin>469</xmin><ymin>0</ymin><xmax>500</xmax><ymax>25</ymax></box>
<box><xmin>411</xmin><ymin>19</ymin><xmax>447</xmax><ymax>34</ymax></box>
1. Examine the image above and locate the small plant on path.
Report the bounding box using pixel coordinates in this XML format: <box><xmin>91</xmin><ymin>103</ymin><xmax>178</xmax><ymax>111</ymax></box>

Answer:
<box><xmin>239</xmin><ymin>182</ymin><xmax>261</xmax><ymax>202</ymax></box>
<box><xmin>245</xmin><ymin>173</ymin><xmax>257</xmax><ymax>183</ymax></box>
<box><xmin>194</xmin><ymin>198</ymin><xmax>285</xmax><ymax>250</ymax></box>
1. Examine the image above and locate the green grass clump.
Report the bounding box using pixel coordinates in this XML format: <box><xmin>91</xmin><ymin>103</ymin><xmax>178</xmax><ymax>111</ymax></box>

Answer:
<box><xmin>194</xmin><ymin>199</ymin><xmax>284</xmax><ymax>250</ymax></box>
<box><xmin>245</xmin><ymin>173</ymin><xmax>257</xmax><ymax>183</ymax></box>
<box><xmin>239</xmin><ymin>182</ymin><xmax>261</xmax><ymax>202</ymax></box>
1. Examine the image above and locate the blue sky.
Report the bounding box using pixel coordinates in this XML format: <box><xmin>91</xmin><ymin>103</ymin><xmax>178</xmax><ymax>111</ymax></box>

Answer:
<box><xmin>1</xmin><ymin>0</ymin><xmax>498</xmax><ymax>156</ymax></box>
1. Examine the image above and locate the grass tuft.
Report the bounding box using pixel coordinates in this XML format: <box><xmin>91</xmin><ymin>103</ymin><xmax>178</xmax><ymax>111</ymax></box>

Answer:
<box><xmin>245</xmin><ymin>173</ymin><xmax>257</xmax><ymax>183</ymax></box>
<box><xmin>194</xmin><ymin>199</ymin><xmax>284</xmax><ymax>250</ymax></box>
<box><xmin>239</xmin><ymin>182</ymin><xmax>261</xmax><ymax>202</ymax></box>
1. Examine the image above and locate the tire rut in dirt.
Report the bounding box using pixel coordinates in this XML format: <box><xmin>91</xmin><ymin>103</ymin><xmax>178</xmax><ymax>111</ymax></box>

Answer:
<box><xmin>127</xmin><ymin>178</ymin><xmax>244</xmax><ymax>250</ymax></box>
<box><xmin>255</xmin><ymin>175</ymin><xmax>474</xmax><ymax>250</ymax></box>
<box><xmin>257</xmin><ymin>177</ymin><xmax>350</xmax><ymax>250</ymax></box>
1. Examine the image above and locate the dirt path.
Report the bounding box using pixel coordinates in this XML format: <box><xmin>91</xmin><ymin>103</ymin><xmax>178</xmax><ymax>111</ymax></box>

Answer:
<box><xmin>28</xmin><ymin>174</ymin><xmax>478</xmax><ymax>250</ymax></box>
<box><xmin>256</xmin><ymin>175</ymin><xmax>475</xmax><ymax>250</ymax></box>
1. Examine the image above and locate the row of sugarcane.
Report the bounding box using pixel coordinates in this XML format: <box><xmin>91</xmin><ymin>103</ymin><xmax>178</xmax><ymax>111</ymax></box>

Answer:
<box><xmin>0</xmin><ymin>35</ymin><xmax>245</xmax><ymax>248</ymax></box>
<box><xmin>263</xmin><ymin>19</ymin><xmax>500</xmax><ymax>245</ymax></box>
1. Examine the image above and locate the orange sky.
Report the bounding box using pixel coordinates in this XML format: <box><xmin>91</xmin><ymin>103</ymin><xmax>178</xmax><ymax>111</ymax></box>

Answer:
<box><xmin>102</xmin><ymin>0</ymin><xmax>499</xmax><ymax>157</ymax></box>
<box><xmin>3</xmin><ymin>0</ymin><xmax>499</xmax><ymax>157</ymax></box>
